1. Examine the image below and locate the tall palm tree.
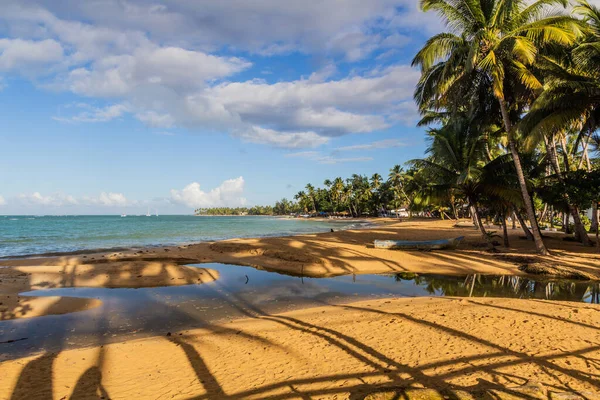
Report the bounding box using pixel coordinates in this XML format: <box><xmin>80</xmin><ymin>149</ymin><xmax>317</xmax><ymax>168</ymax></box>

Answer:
<box><xmin>413</xmin><ymin>0</ymin><xmax>582</xmax><ymax>255</ymax></box>
<box><xmin>323</xmin><ymin>179</ymin><xmax>334</xmax><ymax>213</ymax></box>
<box><xmin>388</xmin><ymin>165</ymin><xmax>410</xmax><ymax>213</ymax></box>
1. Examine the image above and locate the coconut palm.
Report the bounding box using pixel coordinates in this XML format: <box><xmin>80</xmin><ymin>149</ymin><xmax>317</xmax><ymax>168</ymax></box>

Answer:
<box><xmin>519</xmin><ymin>0</ymin><xmax>600</xmax><ymax>242</ymax></box>
<box><xmin>294</xmin><ymin>191</ymin><xmax>309</xmax><ymax>213</ymax></box>
<box><xmin>413</xmin><ymin>0</ymin><xmax>583</xmax><ymax>254</ymax></box>
<box><xmin>411</xmin><ymin>114</ymin><xmax>522</xmax><ymax>247</ymax></box>
<box><xmin>305</xmin><ymin>184</ymin><xmax>317</xmax><ymax>213</ymax></box>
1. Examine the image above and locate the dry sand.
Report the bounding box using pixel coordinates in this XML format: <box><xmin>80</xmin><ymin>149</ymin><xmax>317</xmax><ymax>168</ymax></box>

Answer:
<box><xmin>1</xmin><ymin>297</ymin><xmax>599</xmax><ymax>399</ymax></box>
<box><xmin>1</xmin><ymin>219</ymin><xmax>600</xmax><ymax>398</ymax></box>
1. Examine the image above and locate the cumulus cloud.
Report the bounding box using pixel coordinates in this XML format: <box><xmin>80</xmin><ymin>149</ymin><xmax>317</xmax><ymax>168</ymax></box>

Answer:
<box><xmin>0</xmin><ymin>1</ymin><xmax>426</xmax><ymax>149</ymax></box>
<box><xmin>63</xmin><ymin>47</ymin><xmax>251</xmax><ymax>97</ymax></box>
<box><xmin>170</xmin><ymin>177</ymin><xmax>247</xmax><ymax>208</ymax></box>
<box><xmin>0</xmin><ymin>195</ymin><xmax>6</xmax><ymax>206</ymax></box>
<box><xmin>7</xmin><ymin>1</ymin><xmax>427</xmax><ymax>57</ymax></box>
<box><xmin>0</xmin><ymin>38</ymin><xmax>64</xmax><ymax>72</ymax></box>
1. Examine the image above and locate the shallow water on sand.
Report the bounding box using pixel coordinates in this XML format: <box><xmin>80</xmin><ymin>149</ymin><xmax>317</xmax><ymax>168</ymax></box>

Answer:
<box><xmin>0</xmin><ymin>215</ymin><xmax>362</xmax><ymax>258</ymax></box>
<box><xmin>1</xmin><ymin>263</ymin><xmax>598</xmax><ymax>360</ymax></box>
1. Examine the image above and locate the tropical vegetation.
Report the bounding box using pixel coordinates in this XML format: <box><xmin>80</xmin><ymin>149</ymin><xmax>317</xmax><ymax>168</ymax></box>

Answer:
<box><xmin>197</xmin><ymin>0</ymin><xmax>600</xmax><ymax>255</ymax></box>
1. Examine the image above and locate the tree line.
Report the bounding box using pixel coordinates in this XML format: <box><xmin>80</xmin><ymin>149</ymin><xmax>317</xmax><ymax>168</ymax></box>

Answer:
<box><xmin>407</xmin><ymin>0</ymin><xmax>600</xmax><ymax>253</ymax></box>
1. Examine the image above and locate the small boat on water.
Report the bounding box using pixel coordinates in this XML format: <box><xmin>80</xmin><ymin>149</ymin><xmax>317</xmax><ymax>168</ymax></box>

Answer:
<box><xmin>374</xmin><ymin>236</ymin><xmax>465</xmax><ymax>250</ymax></box>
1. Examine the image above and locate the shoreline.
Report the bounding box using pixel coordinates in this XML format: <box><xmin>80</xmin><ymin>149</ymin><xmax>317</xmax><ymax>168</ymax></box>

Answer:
<box><xmin>0</xmin><ymin>217</ymin><xmax>377</xmax><ymax>261</ymax></box>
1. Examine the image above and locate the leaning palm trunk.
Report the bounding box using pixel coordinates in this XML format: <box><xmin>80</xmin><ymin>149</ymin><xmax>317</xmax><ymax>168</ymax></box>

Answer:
<box><xmin>499</xmin><ymin>102</ymin><xmax>548</xmax><ymax>254</ymax></box>
<box><xmin>471</xmin><ymin>200</ymin><xmax>495</xmax><ymax>250</ymax></box>
<box><xmin>546</xmin><ymin>137</ymin><xmax>592</xmax><ymax>246</ymax></box>
<box><xmin>514</xmin><ymin>207</ymin><xmax>534</xmax><ymax>241</ymax></box>
<box><xmin>470</xmin><ymin>205</ymin><xmax>480</xmax><ymax>230</ymax></box>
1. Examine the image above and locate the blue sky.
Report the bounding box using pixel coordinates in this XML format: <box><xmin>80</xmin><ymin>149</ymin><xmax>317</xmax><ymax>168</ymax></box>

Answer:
<box><xmin>0</xmin><ymin>0</ymin><xmax>444</xmax><ymax>214</ymax></box>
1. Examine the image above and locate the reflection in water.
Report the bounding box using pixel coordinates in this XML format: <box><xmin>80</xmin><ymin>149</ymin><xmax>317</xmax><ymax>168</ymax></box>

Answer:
<box><xmin>1</xmin><ymin>264</ymin><xmax>599</xmax><ymax>360</ymax></box>
<box><xmin>395</xmin><ymin>273</ymin><xmax>600</xmax><ymax>303</ymax></box>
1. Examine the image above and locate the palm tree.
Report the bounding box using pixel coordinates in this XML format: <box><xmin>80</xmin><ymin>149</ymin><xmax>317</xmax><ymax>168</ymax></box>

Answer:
<box><xmin>388</xmin><ymin>165</ymin><xmax>410</xmax><ymax>216</ymax></box>
<box><xmin>294</xmin><ymin>191</ymin><xmax>309</xmax><ymax>213</ymax></box>
<box><xmin>413</xmin><ymin>0</ymin><xmax>582</xmax><ymax>255</ymax></box>
<box><xmin>519</xmin><ymin>0</ymin><xmax>600</xmax><ymax>244</ymax></box>
<box><xmin>331</xmin><ymin>177</ymin><xmax>344</xmax><ymax>212</ymax></box>
<box><xmin>412</xmin><ymin>114</ymin><xmax>522</xmax><ymax>248</ymax></box>
<box><xmin>305</xmin><ymin>184</ymin><xmax>317</xmax><ymax>213</ymax></box>
<box><xmin>323</xmin><ymin>179</ymin><xmax>334</xmax><ymax>213</ymax></box>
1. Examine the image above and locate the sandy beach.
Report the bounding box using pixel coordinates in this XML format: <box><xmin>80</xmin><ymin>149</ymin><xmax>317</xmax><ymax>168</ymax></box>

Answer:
<box><xmin>1</xmin><ymin>219</ymin><xmax>600</xmax><ymax>399</ymax></box>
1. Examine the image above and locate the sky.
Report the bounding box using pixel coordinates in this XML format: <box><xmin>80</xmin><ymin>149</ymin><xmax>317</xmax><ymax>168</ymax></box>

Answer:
<box><xmin>0</xmin><ymin>0</ymin><xmax>449</xmax><ymax>214</ymax></box>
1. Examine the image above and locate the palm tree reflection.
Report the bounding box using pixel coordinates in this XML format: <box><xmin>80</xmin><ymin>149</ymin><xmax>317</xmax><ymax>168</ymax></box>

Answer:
<box><xmin>394</xmin><ymin>273</ymin><xmax>600</xmax><ymax>303</ymax></box>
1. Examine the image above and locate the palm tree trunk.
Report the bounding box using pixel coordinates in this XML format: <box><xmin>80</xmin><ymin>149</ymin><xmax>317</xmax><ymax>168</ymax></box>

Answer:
<box><xmin>470</xmin><ymin>205</ymin><xmax>479</xmax><ymax>230</ymax></box>
<box><xmin>592</xmin><ymin>203</ymin><xmax>599</xmax><ymax>233</ymax></box>
<box><xmin>539</xmin><ymin>203</ymin><xmax>548</xmax><ymax>224</ymax></box>
<box><xmin>514</xmin><ymin>207</ymin><xmax>534</xmax><ymax>241</ymax></box>
<box><xmin>512</xmin><ymin>211</ymin><xmax>517</xmax><ymax>229</ymax></box>
<box><xmin>501</xmin><ymin>212</ymin><xmax>509</xmax><ymax>248</ymax></box>
<box><xmin>560</xmin><ymin>135</ymin><xmax>571</xmax><ymax>172</ymax></box>
<box><xmin>546</xmin><ymin>136</ymin><xmax>591</xmax><ymax>246</ymax></box>
<box><xmin>499</xmin><ymin>101</ymin><xmax>548</xmax><ymax>255</ymax></box>
<box><xmin>470</xmin><ymin>199</ymin><xmax>495</xmax><ymax>250</ymax></box>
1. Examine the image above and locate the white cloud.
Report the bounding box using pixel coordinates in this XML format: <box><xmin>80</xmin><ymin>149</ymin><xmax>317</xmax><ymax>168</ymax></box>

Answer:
<box><xmin>83</xmin><ymin>192</ymin><xmax>130</xmax><ymax>207</ymax></box>
<box><xmin>170</xmin><ymin>177</ymin><xmax>247</xmax><ymax>208</ymax></box>
<box><xmin>239</xmin><ymin>127</ymin><xmax>329</xmax><ymax>149</ymax></box>
<box><xmin>285</xmin><ymin>151</ymin><xmax>373</xmax><ymax>164</ymax></box>
<box><xmin>17</xmin><ymin>191</ymin><xmax>130</xmax><ymax>208</ymax></box>
<box><xmin>335</xmin><ymin>139</ymin><xmax>406</xmax><ymax>152</ymax></box>
<box><xmin>18</xmin><ymin>192</ymin><xmax>78</xmax><ymax>207</ymax></box>
<box><xmin>285</xmin><ymin>151</ymin><xmax>321</xmax><ymax>159</ymax></box>
<box><xmin>0</xmin><ymin>38</ymin><xmax>64</xmax><ymax>72</ymax></box>
<box><xmin>0</xmin><ymin>195</ymin><xmax>6</xmax><ymax>206</ymax></box>
<box><xmin>53</xmin><ymin>103</ymin><xmax>130</xmax><ymax>123</ymax></box>
<box><xmin>62</xmin><ymin>47</ymin><xmax>251</xmax><ymax>98</ymax></box>
<box><xmin>7</xmin><ymin>1</ymin><xmax>426</xmax><ymax>57</ymax></box>
<box><xmin>135</xmin><ymin>110</ymin><xmax>176</xmax><ymax>128</ymax></box>
<box><xmin>0</xmin><ymin>1</ymin><xmax>425</xmax><ymax>150</ymax></box>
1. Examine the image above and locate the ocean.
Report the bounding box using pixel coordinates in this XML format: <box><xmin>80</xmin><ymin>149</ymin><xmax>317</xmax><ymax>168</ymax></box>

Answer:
<box><xmin>0</xmin><ymin>215</ymin><xmax>361</xmax><ymax>258</ymax></box>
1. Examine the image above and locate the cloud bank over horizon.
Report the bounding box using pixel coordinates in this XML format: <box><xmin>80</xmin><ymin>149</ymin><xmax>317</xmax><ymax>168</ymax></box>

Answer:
<box><xmin>1</xmin><ymin>178</ymin><xmax>249</xmax><ymax>214</ymax></box>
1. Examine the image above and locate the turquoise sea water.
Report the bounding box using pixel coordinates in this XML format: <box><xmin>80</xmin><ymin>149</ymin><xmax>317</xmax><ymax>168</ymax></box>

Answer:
<box><xmin>0</xmin><ymin>215</ymin><xmax>360</xmax><ymax>258</ymax></box>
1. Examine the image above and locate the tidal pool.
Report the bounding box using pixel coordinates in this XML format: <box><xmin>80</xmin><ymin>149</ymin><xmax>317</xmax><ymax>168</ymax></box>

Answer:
<box><xmin>1</xmin><ymin>263</ymin><xmax>598</xmax><ymax>360</ymax></box>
